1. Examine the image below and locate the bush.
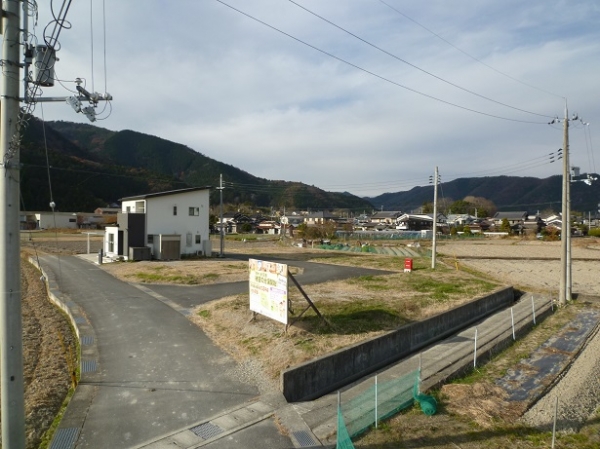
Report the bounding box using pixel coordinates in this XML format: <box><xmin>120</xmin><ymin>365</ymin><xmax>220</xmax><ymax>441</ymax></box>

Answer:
<box><xmin>588</xmin><ymin>228</ymin><xmax>600</xmax><ymax>237</ymax></box>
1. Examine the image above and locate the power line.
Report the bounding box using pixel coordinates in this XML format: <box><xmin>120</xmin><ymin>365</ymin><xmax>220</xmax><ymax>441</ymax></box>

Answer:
<box><xmin>214</xmin><ymin>0</ymin><xmax>549</xmax><ymax>125</ymax></box>
<box><xmin>289</xmin><ymin>0</ymin><xmax>553</xmax><ymax>119</ymax></box>
<box><xmin>378</xmin><ymin>0</ymin><xmax>565</xmax><ymax>100</ymax></box>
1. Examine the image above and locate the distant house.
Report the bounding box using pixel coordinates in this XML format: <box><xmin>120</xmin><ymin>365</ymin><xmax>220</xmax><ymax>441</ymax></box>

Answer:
<box><xmin>446</xmin><ymin>214</ymin><xmax>476</xmax><ymax>227</ymax></box>
<box><xmin>94</xmin><ymin>207</ymin><xmax>120</xmax><ymax>215</ymax></box>
<box><xmin>370</xmin><ymin>211</ymin><xmax>402</xmax><ymax>226</ymax></box>
<box><xmin>104</xmin><ymin>187</ymin><xmax>211</xmax><ymax>261</ymax></box>
<box><xmin>303</xmin><ymin>211</ymin><xmax>339</xmax><ymax>225</ymax></box>
<box><xmin>493</xmin><ymin>211</ymin><xmax>528</xmax><ymax>226</ymax></box>
<box><xmin>396</xmin><ymin>213</ymin><xmax>447</xmax><ymax>231</ymax></box>
<box><xmin>20</xmin><ymin>211</ymin><xmax>77</xmax><ymax>230</ymax></box>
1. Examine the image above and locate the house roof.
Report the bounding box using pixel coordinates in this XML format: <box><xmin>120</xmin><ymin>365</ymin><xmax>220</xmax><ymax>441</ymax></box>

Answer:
<box><xmin>371</xmin><ymin>211</ymin><xmax>402</xmax><ymax>219</ymax></box>
<box><xmin>120</xmin><ymin>187</ymin><xmax>211</xmax><ymax>201</ymax></box>
<box><xmin>494</xmin><ymin>211</ymin><xmax>528</xmax><ymax>220</ymax></box>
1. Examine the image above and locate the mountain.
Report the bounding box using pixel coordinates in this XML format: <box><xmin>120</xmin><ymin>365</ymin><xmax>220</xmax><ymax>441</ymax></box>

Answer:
<box><xmin>20</xmin><ymin>119</ymin><xmax>374</xmax><ymax>212</ymax></box>
<box><xmin>368</xmin><ymin>174</ymin><xmax>600</xmax><ymax>214</ymax></box>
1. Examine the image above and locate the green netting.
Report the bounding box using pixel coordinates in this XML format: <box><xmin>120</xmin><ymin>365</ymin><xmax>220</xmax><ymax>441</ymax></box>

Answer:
<box><xmin>336</xmin><ymin>405</ymin><xmax>356</xmax><ymax>449</ymax></box>
<box><xmin>412</xmin><ymin>372</ymin><xmax>438</xmax><ymax>415</ymax></box>
<box><xmin>339</xmin><ymin>369</ymin><xmax>420</xmax><ymax>441</ymax></box>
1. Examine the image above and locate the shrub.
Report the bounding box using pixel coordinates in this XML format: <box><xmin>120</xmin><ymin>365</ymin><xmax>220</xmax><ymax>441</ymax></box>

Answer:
<box><xmin>588</xmin><ymin>228</ymin><xmax>600</xmax><ymax>237</ymax></box>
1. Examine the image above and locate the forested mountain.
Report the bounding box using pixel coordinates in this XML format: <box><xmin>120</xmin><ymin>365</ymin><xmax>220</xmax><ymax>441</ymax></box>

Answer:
<box><xmin>21</xmin><ymin>119</ymin><xmax>598</xmax><ymax>215</ymax></box>
<box><xmin>20</xmin><ymin>119</ymin><xmax>374</xmax><ymax>212</ymax></box>
<box><xmin>368</xmin><ymin>174</ymin><xmax>600</xmax><ymax>214</ymax></box>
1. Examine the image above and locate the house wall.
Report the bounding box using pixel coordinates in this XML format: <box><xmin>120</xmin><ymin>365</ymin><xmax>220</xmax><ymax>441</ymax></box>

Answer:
<box><xmin>146</xmin><ymin>190</ymin><xmax>210</xmax><ymax>256</ymax></box>
<box><xmin>104</xmin><ymin>226</ymin><xmax>121</xmax><ymax>257</ymax></box>
<box><xmin>36</xmin><ymin>212</ymin><xmax>77</xmax><ymax>229</ymax></box>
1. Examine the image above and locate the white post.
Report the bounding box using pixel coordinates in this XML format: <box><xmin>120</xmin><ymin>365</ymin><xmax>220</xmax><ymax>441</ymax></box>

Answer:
<box><xmin>510</xmin><ymin>307</ymin><xmax>515</xmax><ymax>340</ymax></box>
<box><xmin>374</xmin><ymin>375</ymin><xmax>378</xmax><ymax>429</ymax></box>
<box><xmin>87</xmin><ymin>232</ymin><xmax>91</xmax><ymax>254</ymax></box>
<box><xmin>418</xmin><ymin>353</ymin><xmax>422</xmax><ymax>395</ymax></box>
<box><xmin>551</xmin><ymin>396</ymin><xmax>558</xmax><ymax>448</ymax></box>
<box><xmin>473</xmin><ymin>327</ymin><xmax>478</xmax><ymax>368</ymax></box>
<box><xmin>1</xmin><ymin>1</ymin><xmax>26</xmax><ymax>447</ymax></box>
<box><xmin>531</xmin><ymin>295</ymin><xmax>536</xmax><ymax>325</ymax></box>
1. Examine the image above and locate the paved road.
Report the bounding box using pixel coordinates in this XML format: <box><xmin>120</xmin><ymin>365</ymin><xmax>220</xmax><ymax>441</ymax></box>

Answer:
<box><xmin>41</xmin><ymin>254</ymin><xmax>391</xmax><ymax>449</ymax></box>
<box><xmin>144</xmin><ymin>254</ymin><xmax>393</xmax><ymax>310</ymax></box>
<box><xmin>40</xmin><ymin>255</ymin><xmax>290</xmax><ymax>449</ymax></box>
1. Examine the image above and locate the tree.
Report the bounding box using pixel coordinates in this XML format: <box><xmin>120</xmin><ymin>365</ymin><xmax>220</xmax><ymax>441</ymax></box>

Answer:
<box><xmin>422</xmin><ymin>202</ymin><xmax>433</xmax><ymax>213</ymax></box>
<box><xmin>499</xmin><ymin>218</ymin><xmax>512</xmax><ymax>234</ymax></box>
<box><xmin>449</xmin><ymin>200</ymin><xmax>471</xmax><ymax>214</ymax></box>
<box><xmin>463</xmin><ymin>196</ymin><xmax>497</xmax><ymax>217</ymax></box>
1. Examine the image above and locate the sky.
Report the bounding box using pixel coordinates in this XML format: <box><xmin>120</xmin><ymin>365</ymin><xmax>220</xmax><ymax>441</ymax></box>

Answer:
<box><xmin>25</xmin><ymin>0</ymin><xmax>600</xmax><ymax>198</ymax></box>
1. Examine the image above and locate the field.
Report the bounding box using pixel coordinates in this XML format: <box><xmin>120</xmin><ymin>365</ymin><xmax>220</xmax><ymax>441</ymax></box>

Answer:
<box><xmin>14</xmin><ymin>232</ymin><xmax>600</xmax><ymax>448</ymax></box>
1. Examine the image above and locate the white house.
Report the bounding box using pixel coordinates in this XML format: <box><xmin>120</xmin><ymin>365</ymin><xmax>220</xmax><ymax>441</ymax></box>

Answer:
<box><xmin>104</xmin><ymin>187</ymin><xmax>211</xmax><ymax>260</ymax></box>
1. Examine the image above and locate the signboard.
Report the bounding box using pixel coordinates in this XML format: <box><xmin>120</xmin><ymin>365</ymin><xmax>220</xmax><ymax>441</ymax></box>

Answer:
<box><xmin>249</xmin><ymin>258</ymin><xmax>288</xmax><ymax>324</ymax></box>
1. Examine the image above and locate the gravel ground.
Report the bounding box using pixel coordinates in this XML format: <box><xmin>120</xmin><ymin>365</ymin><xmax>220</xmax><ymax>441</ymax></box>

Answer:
<box><xmin>440</xmin><ymin>238</ymin><xmax>600</xmax><ymax>434</ymax></box>
<box><xmin>521</xmin><ymin>324</ymin><xmax>600</xmax><ymax>432</ymax></box>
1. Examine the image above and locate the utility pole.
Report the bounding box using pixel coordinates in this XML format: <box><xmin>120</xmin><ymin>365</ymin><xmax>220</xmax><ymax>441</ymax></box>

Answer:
<box><xmin>218</xmin><ymin>174</ymin><xmax>224</xmax><ymax>257</ymax></box>
<box><xmin>558</xmin><ymin>102</ymin><xmax>570</xmax><ymax>307</ymax></box>
<box><xmin>1</xmin><ymin>1</ymin><xmax>26</xmax><ymax>447</ymax></box>
<box><xmin>431</xmin><ymin>166</ymin><xmax>439</xmax><ymax>269</ymax></box>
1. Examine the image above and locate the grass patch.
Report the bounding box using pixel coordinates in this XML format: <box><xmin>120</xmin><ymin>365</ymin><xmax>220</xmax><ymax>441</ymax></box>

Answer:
<box><xmin>130</xmin><ymin>272</ymin><xmax>200</xmax><ymax>284</ymax></box>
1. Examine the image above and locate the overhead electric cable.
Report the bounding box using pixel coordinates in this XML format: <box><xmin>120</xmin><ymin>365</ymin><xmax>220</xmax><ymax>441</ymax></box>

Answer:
<box><xmin>378</xmin><ymin>0</ymin><xmax>565</xmax><ymax>100</ymax></box>
<box><xmin>214</xmin><ymin>0</ymin><xmax>548</xmax><ymax>124</ymax></box>
<box><xmin>89</xmin><ymin>0</ymin><xmax>95</xmax><ymax>91</ymax></box>
<box><xmin>103</xmin><ymin>0</ymin><xmax>108</xmax><ymax>94</ymax></box>
<box><xmin>289</xmin><ymin>0</ymin><xmax>553</xmax><ymax>118</ymax></box>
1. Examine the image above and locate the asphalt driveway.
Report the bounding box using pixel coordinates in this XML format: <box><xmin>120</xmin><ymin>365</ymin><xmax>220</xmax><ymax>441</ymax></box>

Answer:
<box><xmin>143</xmin><ymin>253</ymin><xmax>393</xmax><ymax>310</ymax></box>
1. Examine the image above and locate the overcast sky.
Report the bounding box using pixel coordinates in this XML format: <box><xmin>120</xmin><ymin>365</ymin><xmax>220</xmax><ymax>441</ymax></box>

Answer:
<box><xmin>30</xmin><ymin>0</ymin><xmax>600</xmax><ymax>197</ymax></box>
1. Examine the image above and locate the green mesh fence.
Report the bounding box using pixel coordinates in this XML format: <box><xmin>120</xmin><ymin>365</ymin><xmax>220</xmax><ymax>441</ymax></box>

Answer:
<box><xmin>336</xmin><ymin>405</ymin><xmax>356</xmax><ymax>449</ymax></box>
<box><xmin>338</xmin><ymin>369</ymin><xmax>420</xmax><ymax>442</ymax></box>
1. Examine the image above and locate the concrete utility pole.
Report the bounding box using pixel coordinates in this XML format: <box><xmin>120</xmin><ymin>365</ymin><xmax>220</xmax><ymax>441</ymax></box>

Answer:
<box><xmin>431</xmin><ymin>166</ymin><xmax>439</xmax><ymax>269</ymax></box>
<box><xmin>1</xmin><ymin>0</ymin><xmax>26</xmax><ymax>447</ymax></box>
<box><xmin>558</xmin><ymin>102</ymin><xmax>570</xmax><ymax>307</ymax></box>
<box><xmin>219</xmin><ymin>173</ymin><xmax>224</xmax><ymax>257</ymax></box>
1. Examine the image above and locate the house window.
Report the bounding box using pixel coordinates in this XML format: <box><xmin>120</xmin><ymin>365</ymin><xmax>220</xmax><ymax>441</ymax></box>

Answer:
<box><xmin>126</xmin><ymin>206</ymin><xmax>131</xmax><ymax>213</ymax></box>
<box><xmin>147</xmin><ymin>235</ymin><xmax>154</xmax><ymax>244</ymax></box>
<box><xmin>108</xmin><ymin>233</ymin><xmax>114</xmax><ymax>253</ymax></box>
<box><xmin>195</xmin><ymin>235</ymin><xmax>201</xmax><ymax>244</ymax></box>
<box><xmin>189</xmin><ymin>207</ymin><xmax>199</xmax><ymax>216</ymax></box>
<box><xmin>173</xmin><ymin>206</ymin><xmax>177</xmax><ymax>216</ymax></box>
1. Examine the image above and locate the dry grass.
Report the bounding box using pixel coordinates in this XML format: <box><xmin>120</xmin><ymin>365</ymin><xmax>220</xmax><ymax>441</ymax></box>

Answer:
<box><xmin>191</xmin><ymin>256</ymin><xmax>500</xmax><ymax>381</ymax></box>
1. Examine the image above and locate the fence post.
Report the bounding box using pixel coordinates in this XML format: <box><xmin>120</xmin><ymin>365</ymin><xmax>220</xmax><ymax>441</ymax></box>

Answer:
<box><xmin>418</xmin><ymin>353</ymin><xmax>422</xmax><ymax>395</ymax></box>
<box><xmin>473</xmin><ymin>327</ymin><xmax>478</xmax><ymax>368</ymax></box>
<box><xmin>375</xmin><ymin>376</ymin><xmax>378</xmax><ymax>429</ymax></box>
<box><xmin>511</xmin><ymin>307</ymin><xmax>515</xmax><ymax>340</ymax></box>
<box><xmin>531</xmin><ymin>295</ymin><xmax>536</xmax><ymax>325</ymax></box>
<box><xmin>551</xmin><ymin>396</ymin><xmax>558</xmax><ymax>448</ymax></box>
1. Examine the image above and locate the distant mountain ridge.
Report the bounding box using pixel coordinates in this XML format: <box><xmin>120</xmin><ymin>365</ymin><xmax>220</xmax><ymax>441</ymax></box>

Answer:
<box><xmin>21</xmin><ymin>119</ymin><xmax>374</xmax><ymax>212</ymax></box>
<box><xmin>367</xmin><ymin>174</ymin><xmax>600</xmax><ymax>214</ymax></box>
<box><xmin>22</xmin><ymin>119</ymin><xmax>599</xmax><ymax>215</ymax></box>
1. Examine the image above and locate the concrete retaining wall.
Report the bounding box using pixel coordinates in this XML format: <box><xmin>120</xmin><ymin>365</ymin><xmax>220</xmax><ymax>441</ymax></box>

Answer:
<box><xmin>281</xmin><ymin>286</ymin><xmax>514</xmax><ymax>402</ymax></box>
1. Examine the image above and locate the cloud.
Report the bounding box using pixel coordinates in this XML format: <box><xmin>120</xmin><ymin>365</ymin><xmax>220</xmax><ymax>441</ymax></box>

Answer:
<box><xmin>27</xmin><ymin>0</ymin><xmax>600</xmax><ymax>198</ymax></box>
